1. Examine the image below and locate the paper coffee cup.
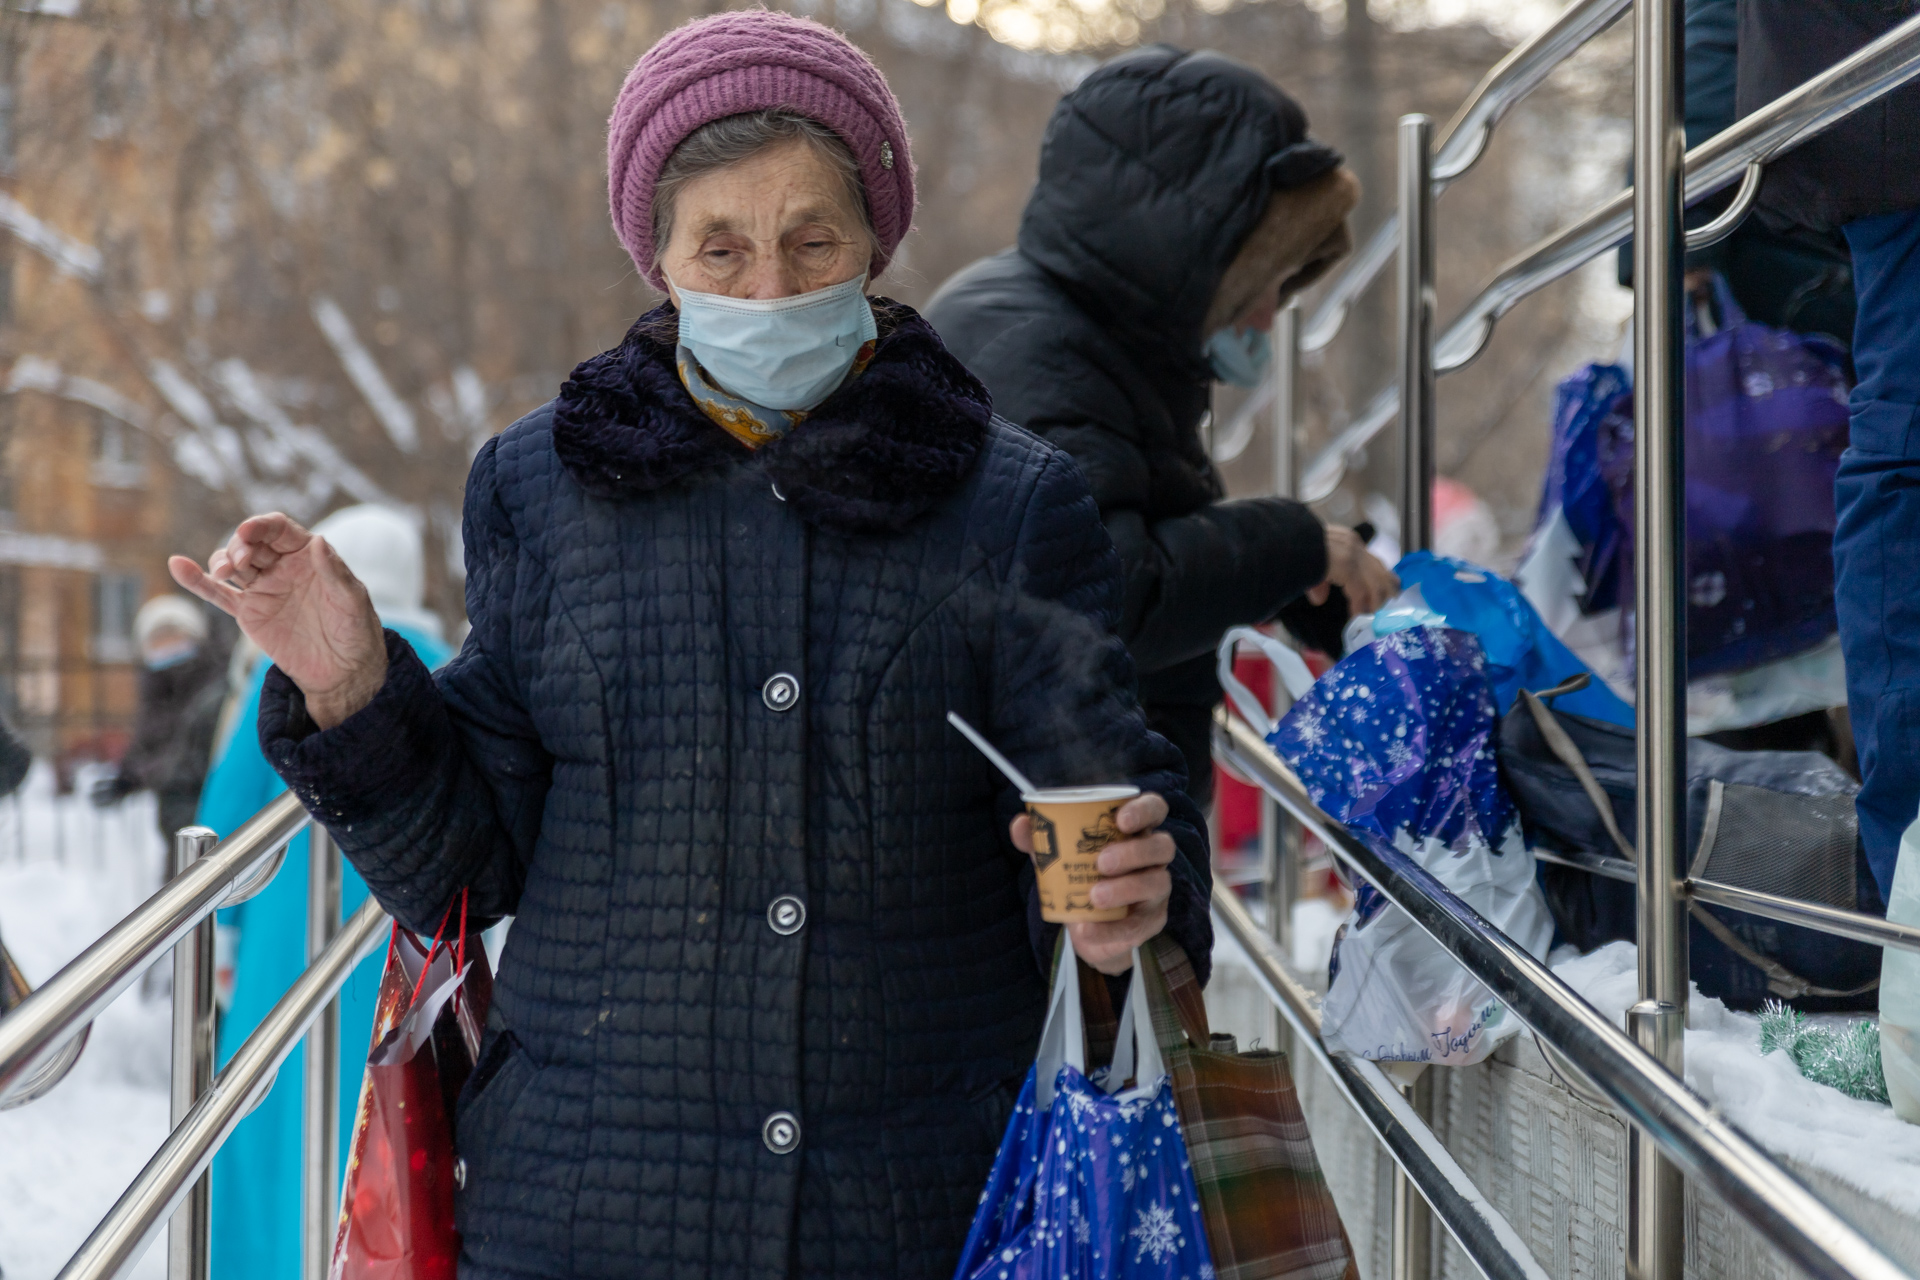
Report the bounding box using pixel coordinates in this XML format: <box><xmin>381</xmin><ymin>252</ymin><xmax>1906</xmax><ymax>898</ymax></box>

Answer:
<box><xmin>1024</xmin><ymin>785</ymin><xmax>1139</xmax><ymax>923</ymax></box>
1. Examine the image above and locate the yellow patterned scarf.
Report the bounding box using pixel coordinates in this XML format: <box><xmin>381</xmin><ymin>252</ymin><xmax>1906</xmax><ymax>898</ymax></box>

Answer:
<box><xmin>676</xmin><ymin>339</ymin><xmax>879</xmax><ymax>450</ymax></box>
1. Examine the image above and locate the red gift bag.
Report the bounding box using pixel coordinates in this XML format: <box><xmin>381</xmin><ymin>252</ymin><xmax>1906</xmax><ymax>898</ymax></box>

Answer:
<box><xmin>331</xmin><ymin>892</ymin><xmax>493</xmax><ymax>1280</ymax></box>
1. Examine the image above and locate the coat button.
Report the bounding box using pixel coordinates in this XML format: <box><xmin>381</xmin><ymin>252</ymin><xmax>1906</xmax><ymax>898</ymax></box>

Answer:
<box><xmin>453</xmin><ymin>1157</ymin><xmax>467</xmax><ymax>1190</ymax></box>
<box><xmin>767</xmin><ymin>895</ymin><xmax>806</xmax><ymax>936</ymax></box>
<box><xmin>762</xmin><ymin>1110</ymin><xmax>801</xmax><ymax>1155</ymax></box>
<box><xmin>762</xmin><ymin>672</ymin><xmax>799</xmax><ymax>712</ymax></box>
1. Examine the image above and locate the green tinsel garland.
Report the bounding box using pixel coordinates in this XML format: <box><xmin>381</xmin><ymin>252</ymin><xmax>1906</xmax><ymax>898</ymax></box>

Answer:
<box><xmin>1757</xmin><ymin>1000</ymin><xmax>1889</xmax><ymax>1104</ymax></box>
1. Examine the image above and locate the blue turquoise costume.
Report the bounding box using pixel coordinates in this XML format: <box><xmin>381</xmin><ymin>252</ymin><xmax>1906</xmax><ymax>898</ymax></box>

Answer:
<box><xmin>206</xmin><ymin>621</ymin><xmax>452</xmax><ymax>1280</ymax></box>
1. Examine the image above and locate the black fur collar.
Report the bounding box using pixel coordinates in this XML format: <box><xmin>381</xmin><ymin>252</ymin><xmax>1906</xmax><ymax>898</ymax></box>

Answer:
<box><xmin>551</xmin><ymin>301</ymin><xmax>992</xmax><ymax>534</ymax></box>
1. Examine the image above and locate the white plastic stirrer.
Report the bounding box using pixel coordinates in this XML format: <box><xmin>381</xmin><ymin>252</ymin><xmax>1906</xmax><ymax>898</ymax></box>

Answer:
<box><xmin>945</xmin><ymin>711</ymin><xmax>1039</xmax><ymax>797</ymax></box>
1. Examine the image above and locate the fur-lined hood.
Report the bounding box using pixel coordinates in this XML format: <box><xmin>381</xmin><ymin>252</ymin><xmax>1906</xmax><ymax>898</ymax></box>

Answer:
<box><xmin>1015</xmin><ymin>44</ymin><xmax>1351</xmax><ymax>381</ymax></box>
<box><xmin>551</xmin><ymin>301</ymin><xmax>992</xmax><ymax>534</ymax></box>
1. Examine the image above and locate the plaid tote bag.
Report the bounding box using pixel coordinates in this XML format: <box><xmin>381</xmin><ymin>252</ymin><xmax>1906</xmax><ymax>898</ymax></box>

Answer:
<box><xmin>1129</xmin><ymin>935</ymin><xmax>1358</xmax><ymax>1280</ymax></box>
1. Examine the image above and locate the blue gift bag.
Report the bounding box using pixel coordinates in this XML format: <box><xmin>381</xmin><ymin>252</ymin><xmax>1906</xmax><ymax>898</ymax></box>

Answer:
<box><xmin>954</xmin><ymin>934</ymin><xmax>1213</xmax><ymax>1280</ymax></box>
<box><xmin>1274</xmin><ymin>627</ymin><xmax>1554</xmax><ymax>1065</ymax></box>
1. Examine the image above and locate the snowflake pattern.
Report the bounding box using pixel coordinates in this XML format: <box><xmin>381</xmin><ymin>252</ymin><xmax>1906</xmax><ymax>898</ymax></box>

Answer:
<box><xmin>1130</xmin><ymin>1202</ymin><xmax>1184</xmax><ymax>1264</ymax></box>
<box><xmin>954</xmin><ymin>1066</ymin><xmax>1211</xmax><ymax>1278</ymax></box>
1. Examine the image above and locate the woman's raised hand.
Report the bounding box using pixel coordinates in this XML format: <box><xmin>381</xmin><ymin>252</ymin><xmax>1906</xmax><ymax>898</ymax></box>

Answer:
<box><xmin>168</xmin><ymin>513</ymin><xmax>388</xmax><ymax>730</ymax></box>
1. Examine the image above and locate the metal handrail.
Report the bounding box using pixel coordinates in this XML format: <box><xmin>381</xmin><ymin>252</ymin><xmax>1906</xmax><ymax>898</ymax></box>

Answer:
<box><xmin>1212</xmin><ymin>887</ymin><xmax>1553</xmax><ymax>1280</ymax></box>
<box><xmin>55</xmin><ymin>898</ymin><xmax>387</xmax><ymax>1280</ymax></box>
<box><xmin>0</xmin><ymin>939</ymin><xmax>89</xmax><ymax>1111</ymax></box>
<box><xmin>0</xmin><ymin>791</ymin><xmax>307</xmax><ymax>1105</ymax></box>
<box><xmin>1298</xmin><ymin>8</ymin><xmax>1920</xmax><ymax>502</ymax></box>
<box><xmin>1301</xmin><ymin>0</ymin><xmax>1633</xmax><ymax>353</ymax></box>
<box><xmin>1212</xmin><ymin>709</ymin><xmax>1914</xmax><ymax>1280</ymax></box>
<box><xmin>1536</xmin><ymin>846</ymin><xmax>1920</xmax><ymax>955</ymax></box>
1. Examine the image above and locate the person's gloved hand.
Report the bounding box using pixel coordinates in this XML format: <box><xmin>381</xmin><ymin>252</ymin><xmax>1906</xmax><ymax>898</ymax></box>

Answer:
<box><xmin>1308</xmin><ymin>525</ymin><xmax>1399</xmax><ymax>615</ymax></box>
<box><xmin>89</xmin><ymin>772</ymin><xmax>132</xmax><ymax>809</ymax></box>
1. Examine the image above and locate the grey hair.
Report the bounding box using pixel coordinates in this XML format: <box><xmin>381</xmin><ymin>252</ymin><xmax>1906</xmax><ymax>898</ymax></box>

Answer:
<box><xmin>651</xmin><ymin>110</ymin><xmax>876</xmax><ymax>271</ymax></box>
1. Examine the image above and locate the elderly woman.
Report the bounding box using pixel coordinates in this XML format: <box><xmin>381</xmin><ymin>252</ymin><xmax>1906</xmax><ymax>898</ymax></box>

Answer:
<box><xmin>169</xmin><ymin>13</ymin><xmax>1209</xmax><ymax>1279</ymax></box>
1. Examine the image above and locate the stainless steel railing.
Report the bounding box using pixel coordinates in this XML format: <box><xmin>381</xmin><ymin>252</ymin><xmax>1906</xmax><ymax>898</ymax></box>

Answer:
<box><xmin>0</xmin><ymin>792</ymin><xmax>371</xmax><ymax>1280</ymax></box>
<box><xmin>1294</xmin><ymin>7</ymin><xmax>1920</xmax><ymax>503</ymax></box>
<box><xmin>1210</xmin><ymin>885</ymin><xmax>1553</xmax><ymax>1280</ymax></box>
<box><xmin>0</xmin><ymin>792</ymin><xmax>304</xmax><ymax>1106</ymax></box>
<box><xmin>1213</xmin><ymin>711</ymin><xmax>1914</xmax><ymax>1280</ymax></box>
<box><xmin>57</xmin><ymin>898</ymin><xmax>386</xmax><ymax>1280</ymax></box>
<box><xmin>1299</xmin><ymin>0</ymin><xmax>1633</xmax><ymax>354</ymax></box>
<box><xmin>1212</xmin><ymin>0</ymin><xmax>1630</xmax><ymax>471</ymax></box>
<box><xmin>1241</xmin><ymin>6</ymin><xmax>1920</xmax><ymax>1280</ymax></box>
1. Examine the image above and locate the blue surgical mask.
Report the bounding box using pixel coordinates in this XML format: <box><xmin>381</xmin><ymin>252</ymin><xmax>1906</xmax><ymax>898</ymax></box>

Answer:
<box><xmin>670</xmin><ymin>273</ymin><xmax>878</xmax><ymax>412</ymax></box>
<box><xmin>1204</xmin><ymin>325</ymin><xmax>1272</xmax><ymax>388</ymax></box>
<box><xmin>143</xmin><ymin>639</ymin><xmax>199</xmax><ymax>671</ymax></box>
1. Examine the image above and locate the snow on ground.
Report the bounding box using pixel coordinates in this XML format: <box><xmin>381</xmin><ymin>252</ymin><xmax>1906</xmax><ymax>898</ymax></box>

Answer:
<box><xmin>1553</xmin><ymin>940</ymin><xmax>1920</xmax><ymax>1215</ymax></box>
<box><xmin>0</xmin><ymin>765</ymin><xmax>172</xmax><ymax>1280</ymax></box>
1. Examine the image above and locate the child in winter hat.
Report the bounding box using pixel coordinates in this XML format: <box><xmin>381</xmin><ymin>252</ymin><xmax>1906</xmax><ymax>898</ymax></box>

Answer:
<box><xmin>606</xmin><ymin>10</ymin><xmax>917</xmax><ymax>292</ymax></box>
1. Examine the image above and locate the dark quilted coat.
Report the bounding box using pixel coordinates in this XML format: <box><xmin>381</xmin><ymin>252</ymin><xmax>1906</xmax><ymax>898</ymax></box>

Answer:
<box><xmin>258</xmin><ymin>304</ymin><xmax>1212</xmax><ymax>1280</ymax></box>
<box><xmin>1737</xmin><ymin>0</ymin><xmax>1920</xmax><ymax>233</ymax></box>
<box><xmin>924</xmin><ymin>45</ymin><xmax>1341</xmax><ymax>798</ymax></box>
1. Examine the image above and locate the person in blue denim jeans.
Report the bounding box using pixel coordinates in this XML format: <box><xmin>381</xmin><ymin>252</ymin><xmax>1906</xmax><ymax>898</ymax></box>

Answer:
<box><xmin>1738</xmin><ymin>0</ymin><xmax>1920</xmax><ymax>900</ymax></box>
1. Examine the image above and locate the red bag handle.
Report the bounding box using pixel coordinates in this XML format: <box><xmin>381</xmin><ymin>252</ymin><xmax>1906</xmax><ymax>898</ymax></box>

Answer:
<box><xmin>407</xmin><ymin>888</ymin><xmax>472</xmax><ymax>1010</ymax></box>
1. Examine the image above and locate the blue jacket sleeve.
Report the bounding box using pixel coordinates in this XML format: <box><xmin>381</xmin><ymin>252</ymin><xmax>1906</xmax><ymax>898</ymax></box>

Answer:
<box><xmin>255</xmin><ymin>439</ymin><xmax>553</xmax><ymax>933</ymax></box>
<box><xmin>988</xmin><ymin>448</ymin><xmax>1214</xmax><ymax>985</ymax></box>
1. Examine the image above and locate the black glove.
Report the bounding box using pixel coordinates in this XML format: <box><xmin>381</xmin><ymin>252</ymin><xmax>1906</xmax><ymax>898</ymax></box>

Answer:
<box><xmin>89</xmin><ymin>773</ymin><xmax>133</xmax><ymax>809</ymax></box>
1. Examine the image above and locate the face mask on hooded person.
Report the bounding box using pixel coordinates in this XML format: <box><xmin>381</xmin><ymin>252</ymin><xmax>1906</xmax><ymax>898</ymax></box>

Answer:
<box><xmin>1204</xmin><ymin>325</ymin><xmax>1272</xmax><ymax>387</ymax></box>
<box><xmin>133</xmin><ymin>595</ymin><xmax>207</xmax><ymax>672</ymax></box>
<box><xmin>143</xmin><ymin>632</ymin><xmax>199</xmax><ymax>671</ymax></box>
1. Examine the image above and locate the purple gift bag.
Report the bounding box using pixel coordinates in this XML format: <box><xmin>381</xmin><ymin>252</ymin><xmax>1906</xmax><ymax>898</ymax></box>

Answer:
<box><xmin>1600</xmin><ymin>275</ymin><xmax>1851</xmax><ymax>676</ymax></box>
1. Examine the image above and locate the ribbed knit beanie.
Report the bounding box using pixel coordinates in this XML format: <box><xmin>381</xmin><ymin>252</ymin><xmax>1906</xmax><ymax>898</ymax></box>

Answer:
<box><xmin>608</xmin><ymin>11</ymin><xmax>916</xmax><ymax>291</ymax></box>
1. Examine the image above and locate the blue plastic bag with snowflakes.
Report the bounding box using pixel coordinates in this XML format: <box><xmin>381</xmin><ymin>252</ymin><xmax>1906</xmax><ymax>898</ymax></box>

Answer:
<box><xmin>954</xmin><ymin>933</ymin><xmax>1213</xmax><ymax>1280</ymax></box>
<box><xmin>1272</xmin><ymin>626</ymin><xmax>1554</xmax><ymax>1066</ymax></box>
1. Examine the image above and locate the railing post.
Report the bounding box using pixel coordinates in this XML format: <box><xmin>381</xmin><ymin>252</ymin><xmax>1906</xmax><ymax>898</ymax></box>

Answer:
<box><xmin>1397</xmin><ymin>113</ymin><xmax>1436</xmax><ymax>556</ymax></box>
<box><xmin>1273</xmin><ymin>300</ymin><xmax>1301</xmax><ymax>502</ymax></box>
<box><xmin>1630</xmin><ymin>0</ymin><xmax>1690</xmax><ymax>1273</ymax></box>
<box><xmin>1391</xmin><ymin>1070</ymin><xmax>1436</xmax><ymax>1280</ymax></box>
<box><xmin>1262</xmin><ymin>299</ymin><xmax>1303</xmax><ymax>960</ymax></box>
<box><xmin>167</xmin><ymin>827</ymin><xmax>217</xmax><ymax>1280</ymax></box>
<box><xmin>1390</xmin><ymin>111</ymin><xmax>1437</xmax><ymax>1280</ymax></box>
<box><xmin>303</xmin><ymin>826</ymin><xmax>343</xmax><ymax>1280</ymax></box>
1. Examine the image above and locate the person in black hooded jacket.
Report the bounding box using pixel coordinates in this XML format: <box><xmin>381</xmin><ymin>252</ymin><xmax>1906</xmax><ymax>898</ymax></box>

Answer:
<box><xmin>926</xmin><ymin>45</ymin><xmax>1398</xmax><ymax>804</ymax></box>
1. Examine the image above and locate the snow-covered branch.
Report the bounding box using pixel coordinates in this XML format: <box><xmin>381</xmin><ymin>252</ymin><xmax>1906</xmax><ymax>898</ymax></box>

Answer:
<box><xmin>0</xmin><ymin>194</ymin><xmax>102</xmax><ymax>282</ymax></box>
<box><xmin>310</xmin><ymin>296</ymin><xmax>419</xmax><ymax>453</ymax></box>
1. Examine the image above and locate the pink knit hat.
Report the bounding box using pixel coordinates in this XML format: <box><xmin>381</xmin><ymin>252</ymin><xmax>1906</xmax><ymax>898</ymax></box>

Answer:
<box><xmin>607</xmin><ymin>11</ymin><xmax>916</xmax><ymax>291</ymax></box>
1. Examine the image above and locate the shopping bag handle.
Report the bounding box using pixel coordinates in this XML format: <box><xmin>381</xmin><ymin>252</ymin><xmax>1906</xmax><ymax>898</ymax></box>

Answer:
<box><xmin>1217</xmin><ymin>626</ymin><xmax>1317</xmax><ymax>734</ymax></box>
<box><xmin>1106</xmin><ymin>947</ymin><xmax>1165</xmax><ymax>1089</ymax></box>
<box><xmin>406</xmin><ymin>889</ymin><xmax>472</xmax><ymax>1010</ymax></box>
<box><xmin>1139</xmin><ymin>935</ymin><xmax>1210</xmax><ymax>1055</ymax></box>
<box><xmin>1034</xmin><ymin>929</ymin><xmax>1089</xmax><ymax>1110</ymax></box>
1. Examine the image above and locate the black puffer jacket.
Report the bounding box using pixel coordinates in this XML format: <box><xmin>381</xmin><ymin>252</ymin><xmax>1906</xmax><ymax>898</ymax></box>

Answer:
<box><xmin>926</xmin><ymin>46</ymin><xmax>1339</xmax><ymax>796</ymax></box>
<box><xmin>259</xmin><ymin>306</ymin><xmax>1210</xmax><ymax>1280</ymax></box>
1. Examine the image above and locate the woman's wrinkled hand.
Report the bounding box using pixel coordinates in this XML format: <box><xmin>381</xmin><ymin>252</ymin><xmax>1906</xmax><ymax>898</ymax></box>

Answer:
<box><xmin>1009</xmin><ymin>792</ymin><xmax>1176</xmax><ymax>976</ymax></box>
<box><xmin>168</xmin><ymin>513</ymin><xmax>387</xmax><ymax>730</ymax></box>
<box><xmin>1308</xmin><ymin>524</ymin><xmax>1400</xmax><ymax>615</ymax></box>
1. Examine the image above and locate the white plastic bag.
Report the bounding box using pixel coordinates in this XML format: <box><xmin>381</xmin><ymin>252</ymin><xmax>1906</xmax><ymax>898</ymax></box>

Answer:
<box><xmin>1318</xmin><ymin>823</ymin><xmax>1553</xmax><ymax>1067</ymax></box>
<box><xmin>1883</xmin><ymin>810</ymin><xmax>1920</xmax><ymax>1123</ymax></box>
<box><xmin>1268</xmin><ymin>625</ymin><xmax>1555</xmax><ymax>1068</ymax></box>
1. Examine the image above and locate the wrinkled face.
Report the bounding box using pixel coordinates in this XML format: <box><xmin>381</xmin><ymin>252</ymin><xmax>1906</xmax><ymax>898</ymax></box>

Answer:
<box><xmin>660</xmin><ymin>138</ymin><xmax>872</xmax><ymax>302</ymax></box>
